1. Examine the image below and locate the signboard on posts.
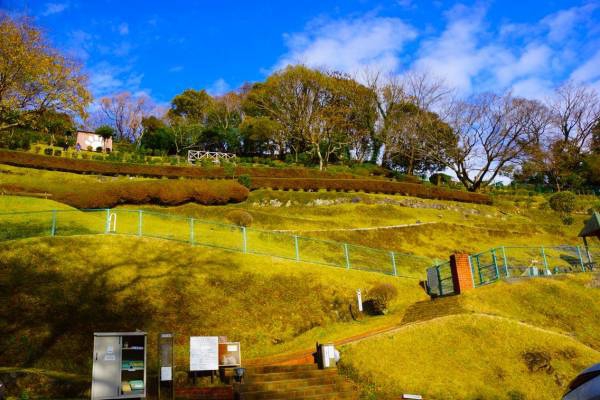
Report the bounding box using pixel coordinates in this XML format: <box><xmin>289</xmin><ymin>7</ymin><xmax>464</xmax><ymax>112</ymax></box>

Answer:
<box><xmin>190</xmin><ymin>336</ymin><xmax>219</xmax><ymax>371</ymax></box>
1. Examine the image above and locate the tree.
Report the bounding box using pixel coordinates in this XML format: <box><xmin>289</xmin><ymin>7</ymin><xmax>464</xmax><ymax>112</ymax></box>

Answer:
<box><xmin>0</xmin><ymin>15</ymin><xmax>91</xmax><ymax>131</ymax></box>
<box><xmin>94</xmin><ymin>125</ymin><xmax>114</xmax><ymax>152</ymax></box>
<box><xmin>100</xmin><ymin>92</ymin><xmax>153</xmax><ymax>147</ymax></box>
<box><xmin>550</xmin><ymin>82</ymin><xmax>600</xmax><ymax>152</ymax></box>
<box><xmin>428</xmin><ymin>93</ymin><xmax>547</xmax><ymax>192</ymax></box>
<box><xmin>168</xmin><ymin>89</ymin><xmax>212</xmax><ymax>124</ymax></box>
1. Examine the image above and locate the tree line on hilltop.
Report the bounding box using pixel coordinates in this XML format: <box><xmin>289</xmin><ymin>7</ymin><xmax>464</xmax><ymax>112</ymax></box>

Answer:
<box><xmin>1</xmin><ymin>14</ymin><xmax>599</xmax><ymax>192</ymax></box>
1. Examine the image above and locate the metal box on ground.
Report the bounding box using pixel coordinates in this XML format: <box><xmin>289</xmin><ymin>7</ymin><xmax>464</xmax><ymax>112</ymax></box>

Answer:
<box><xmin>92</xmin><ymin>332</ymin><xmax>147</xmax><ymax>399</ymax></box>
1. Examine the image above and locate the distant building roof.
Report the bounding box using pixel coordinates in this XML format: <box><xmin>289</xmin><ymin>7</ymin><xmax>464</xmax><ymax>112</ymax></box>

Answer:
<box><xmin>579</xmin><ymin>212</ymin><xmax>600</xmax><ymax>237</ymax></box>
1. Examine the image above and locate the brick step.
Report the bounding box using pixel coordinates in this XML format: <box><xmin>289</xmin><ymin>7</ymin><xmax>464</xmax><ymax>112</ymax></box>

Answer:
<box><xmin>236</xmin><ymin>382</ymin><xmax>356</xmax><ymax>400</ymax></box>
<box><xmin>242</xmin><ymin>369</ymin><xmax>338</xmax><ymax>383</ymax></box>
<box><xmin>236</xmin><ymin>376</ymin><xmax>344</xmax><ymax>392</ymax></box>
<box><xmin>244</xmin><ymin>364</ymin><xmax>319</xmax><ymax>374</ymax></box>
<box><xmin>237</xmin><ymin>390</ymin><xmax>358</xmax><ymax>400</ymax></box>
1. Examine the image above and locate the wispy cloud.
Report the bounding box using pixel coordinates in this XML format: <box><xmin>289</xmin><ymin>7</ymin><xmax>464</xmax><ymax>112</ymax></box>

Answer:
<box><xmin>118</xmin><ymin>22</ymin><xmax>129</xmax><ymax>35</ymax></box>
<box><xmin>274</xmin><ymin>14</ymin><xmax>417</xmax><ymax>76</ymax></box>
<box><xmin>41</xmin><ymin>2</ymin><xmax>68</xmax><ymax>16</ymax></box>
<box><xmin>169</xmin><ymin>65</ymin><xmax>184</xmax><ymax>73</ymax></box>
<box><xmin>207</xmin><ymin>78</ymin><xmax>230</xmax><ymax>96</ymax></box>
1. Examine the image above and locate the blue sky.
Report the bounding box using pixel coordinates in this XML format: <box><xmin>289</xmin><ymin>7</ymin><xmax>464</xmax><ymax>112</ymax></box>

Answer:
<box><xmin>2</xmin><ymin>0</ymin><xmax>600</xmax><ymax>105</ymax></box>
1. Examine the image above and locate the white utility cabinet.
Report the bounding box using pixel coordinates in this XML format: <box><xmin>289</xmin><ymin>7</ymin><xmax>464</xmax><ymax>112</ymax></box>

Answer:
<box><xmin>91</xmin><ymin>332</ymin><xmax>147</xmax><ymax>399</ymax></box>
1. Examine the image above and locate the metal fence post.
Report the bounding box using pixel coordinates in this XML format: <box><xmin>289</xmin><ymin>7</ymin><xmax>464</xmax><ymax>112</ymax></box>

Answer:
<box><xmin>541</xmin><ymin>246</ymin><xmax>549</xmax><ymax>273</ymax></box>
<box><xmin>501</xmin><ymin>246</ymin><xmax>510</xmax><ymax>277</ymax></box>
<box><xmin>105</xmin><ymin>209</ymin><xmax>110</xmax><ymax>233</ymax></box>
<box><xmin>390</xmin><ymin>251</ymin><xmax>397</xmax><ymax>276</ymax></box>
<box><xmin>138</xmin><ymin>210</ymin><xmax>143</xmax><ymax>237</ymax></box>
<box><xmin>343</xmin><ymin>243</ymin><xmax>350</xmax><ymax>270</ymax></box>
<box><xmin>294</xmin><ymin>235</ymin><xmax>300</xmax><ymax>261</ymax></box>
<box><xmin>189</xmin><ymin>218</ymin><xmax>195</xmax><ymax>245</ymax></box>
<box><xmin>576</xmin><ymin>246</ymin><xmax>586</xmax><ymax>271</ymax></box>
<box><xmin>491</xmin><ymin>249</ymin><xmax>499</xmax><ymax>279</ymax></box>
<box><xmin>50</xmin><ymin>210</ymin><xmax>57</xmax><ymax>236</ymax></box>
<box><xmin>242</xmin><ymin>227</ymin><xmax>247</xmax><ymax>253</ymax></box>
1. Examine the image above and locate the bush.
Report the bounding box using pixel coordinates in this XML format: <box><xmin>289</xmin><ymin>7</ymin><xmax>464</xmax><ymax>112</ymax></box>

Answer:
<box><xmin>44</xmin><ymin>148</ymin><xmax>53</xmax><ymax>156</ymax></box>
<box><xmin>561</xmin><ymin>215</ymin><xmax>574</xmax><ymax>225</ymax></box>
<box><xmin>225</xmin><ymin>210</ymin><xmax>253</xmax><ymax>227</ymax></box>
<box><xmin>251</xmin><ymin>178</ymin><xmax>491</xmax><ymax>204</ymax></box>
<box><xmin>54</xmin><ymin>179</ymin><xmax>249</xmax><ymax>208</ymax></box>
<box><xmin>364</xmin><ymin>283</ymin><xmax>398</xmax><ymax>315</ymax></box>
<box><xmin>53</xmin><ymin>149</ymin><xmax>62</xmax><ymax>157</ymax></box>
<box><xmin>96</xmin><ymin>146</ymin><xmax>103</xmax><ymax>153</ymax></box>
<box><xmin>429</xmin><ymin>173</ymin><xmax>453</xmax><ymax>186</ymax></box>
<box><xmin>549</xmin><ymin>191</ymin><xmax>576</xmax><ymax>214</ymax></box>
<box><xmin>237</xmin><ymin>174</ymin><xmax>252</xmax><ymax>189</ymax></box>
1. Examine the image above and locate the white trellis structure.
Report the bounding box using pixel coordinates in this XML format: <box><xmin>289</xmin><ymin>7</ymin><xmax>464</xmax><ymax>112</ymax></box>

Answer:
<box><xmin>187</xmin><ymin>150</ymin><xmax>237</xmax><ymax>164</ymax></box>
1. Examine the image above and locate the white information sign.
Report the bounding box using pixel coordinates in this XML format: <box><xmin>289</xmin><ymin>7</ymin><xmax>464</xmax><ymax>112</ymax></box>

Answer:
<box><xmin>160</xmin><ymin>366</ymin><xmax>172</xmax><ymax>381</ymax></box>
<box><xmin>190</xmin><ymin>336</ymin><xmax>219</xmax><ymax>371</ymax></box>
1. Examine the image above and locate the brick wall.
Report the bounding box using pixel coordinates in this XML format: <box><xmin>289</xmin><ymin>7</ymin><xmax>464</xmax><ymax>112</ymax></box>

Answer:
<box><xmin>450</xmin><ymin>253</ymin><xmax>474</xmax><ymax>294</ymax></box>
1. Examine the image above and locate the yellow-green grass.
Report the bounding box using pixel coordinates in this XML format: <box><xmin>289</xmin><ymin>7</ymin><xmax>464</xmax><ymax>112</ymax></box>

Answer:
<box><xmin>0</xmin><ymin>235</ymin><xmax>426</xmax><ymax>379</ymax></box>
<box><xmin>460</xmin><ymin>274</ymin><xmax>600</xmax><ymax>350</ymax></box>
<box><xmin>339</xmin><ymin>313</ymin><xmax>600</xmax><ymax>400</ymax></box>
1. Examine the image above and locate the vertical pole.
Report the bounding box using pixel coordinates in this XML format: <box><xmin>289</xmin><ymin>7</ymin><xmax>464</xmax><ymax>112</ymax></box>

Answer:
<box><xmin>468</xmin><ymin>256</ymin><xmax>476</xmax><ymax>289</ymax></box>
<box><xmin>390</xmin><ymin>251</ymin><xmax>397</xmax><ymax>276</ymax></box>
<box><xmin>294</xmin><ymin>235</ymin><xmax>300</xmax><ymax>261</ymax></box>
<box><xmin>105</xmin><ymin>209</ymin><xmax>110</xmax><ymax>233</ymax></box>
<box><xmin>501</xmin><ymin>246</ymin><xmax>510</xmax><ymax>277</ymax></box>
<box><xmin>576</xmin><ymin>246</ymin><xmax>586</xmax><ymax>271</ymax></box>
<box><xmin>436</xmin><ymin>264</ymin><xmax>443</xmax><ymax>296</ymax></box>
<box><xmin>138</xmin><ymin>210</ymin><xmax>143</xmax><ymax>237</ymax></box>
<box><xmin>541</xmin><ymin>246</ymin><xmax>549</xmax><ymax>273</ymax></box>
<box><xmin>344</xmin><ymin>243</ymin><xmax>350</xmax><ymax>270</ymax></box>
<box><xmin>491</xmin><ymin>249</ymin><xmax>499</xmax><ymax>279</ymax></box>
<box><xmin>50</xmin><ymin>210</ymin><xmax>57</xmax><ymax>236</ymax></box>
<box><xmin>242</xmin><ymin>227</ymin><xmax>247</xmax><ymax>253</ymax></box>
<box><xmin>189</xmin><ymin>218</ymin><xmax>195</xmax><ymax>245</ymax></box>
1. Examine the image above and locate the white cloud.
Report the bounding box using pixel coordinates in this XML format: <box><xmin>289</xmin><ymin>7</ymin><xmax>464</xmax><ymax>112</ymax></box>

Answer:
<box><xmin>87</xmin><ymin>62</ymin><xmax>144</xmax><ymax>98</ymax></box>
<box><xmin>41</xmin><ymin>2</ymin><xmax>68</xmax><ymax>16</ymax></box>
<box><xmin>274</xmin><ymin>15</ymin><xmax>417</xmax><ymax>76</ymax></box>
<box><xmin>207</xmin><ymin>78</ymin><xmax>230</xmax><ymax>96</ymax></box>
<box><xmin>571</xmin><ymin>49</ymin><xmax>600</xmax><ymax>83</ymax></box>
<box><xmin>118</xmin><ymin>23</ymin><xmax>129</xmax><ymax>35</ymax></box>
<box><xmin>169</xmin><ymin>66</ymin><xmax>184</xmax><ymax>73</ymax></box>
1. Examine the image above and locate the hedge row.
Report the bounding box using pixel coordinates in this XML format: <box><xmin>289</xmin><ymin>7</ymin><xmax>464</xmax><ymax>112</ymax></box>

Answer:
<box><xmin>4</xmin><ymin>180</ymin><xmax>249</xmax><ymax>208</ymax></box>
<box><xmin>0</xmin><ymin>150</ymin><xmax>362</xmax><ymax>179</ymax></box>
<box><xmin>251</xmin><ymin>178</ymin><xmax>492</xmax><ymax>204</ymax></box>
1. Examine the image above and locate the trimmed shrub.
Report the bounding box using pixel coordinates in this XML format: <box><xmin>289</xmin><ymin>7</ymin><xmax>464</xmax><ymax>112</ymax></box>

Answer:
<box><xmin>43</xmin><ymin>179</ymin><xmax>249</xmax><ymax>208</ymax></box>
<box><xmin>549</xmin><ymin>191</ymin><xmax>576</xmax><ymax>214</ymax></box>
<box><xmin>237</xmin><ymin>174</ymin><xmax>252</xmax><ymax>189</ymax></box>
<box><xmin>364</xmin><ymin>283</ymin><xmax>398</xmax><ymax>315</ymax></box>
<box><xmin>53</xmin><ymin>149</ymin><xmax>62</xmax><ymax>157</ymax></box>
<box><xmin>429</xmin><ymin>173</ymin><xmax>453</xmax><ymax>186</ymax></box>
<box><xmin>44</xmin><ymin>148</ymin><xmax>53</xmax><ymax>155</ymax></box>
<box><xmin>225</xmin><ymin>210</ymin><xmax>253</xmax><ymax>227</ymax></box>
<box><xmin>251</xmin><ymin>178</ymin><xmax>491</xmax><ymax>204</ymax></box>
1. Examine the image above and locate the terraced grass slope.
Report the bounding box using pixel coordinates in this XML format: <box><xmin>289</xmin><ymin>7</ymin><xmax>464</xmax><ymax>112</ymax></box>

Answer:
<box><xmin>0</xmin><ymin>233</ymin><xmax>426</xmax><ymax>397</ymax></box>
<box><xmin>339</xmin><ymin>273</ymin><xmax>600</xmax><ymax>400</ymax></box>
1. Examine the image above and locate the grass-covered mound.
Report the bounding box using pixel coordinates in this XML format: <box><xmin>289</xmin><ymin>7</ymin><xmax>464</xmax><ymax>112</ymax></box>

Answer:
<box><xmin>340</xmin><ymin>314</ymin><xmax>600</xmax><ymax>400</ymax></box>
<box><xmin>339</xmin><ymin>273</ymin><xmax>600</xmax><ymax>399</ymax></box>
<box><xmin>0</xmin><ymin>235</ymin><xmax>426</xmax><ymax>397</ymax></box>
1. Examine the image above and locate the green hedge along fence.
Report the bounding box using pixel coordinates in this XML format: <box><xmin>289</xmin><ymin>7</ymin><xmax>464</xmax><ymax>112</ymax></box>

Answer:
<box><xmin>0</xmin><ymin>209</ymin><xmax>431</xmax><ymax>278</ymax></box>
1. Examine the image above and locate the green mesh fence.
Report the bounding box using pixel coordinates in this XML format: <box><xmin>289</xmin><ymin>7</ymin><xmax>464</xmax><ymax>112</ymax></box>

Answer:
<box><xmin>0</xmin><ymin>208</ymin><xmax>431</xmax><ymax>279</ymax></box>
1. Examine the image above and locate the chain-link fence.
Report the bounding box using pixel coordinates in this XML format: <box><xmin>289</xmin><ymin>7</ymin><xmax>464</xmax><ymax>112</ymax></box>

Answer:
<box><xmin>0</xmin><ymin>209</ymin><xmax>430</xmax><ymax>279</ymax></box>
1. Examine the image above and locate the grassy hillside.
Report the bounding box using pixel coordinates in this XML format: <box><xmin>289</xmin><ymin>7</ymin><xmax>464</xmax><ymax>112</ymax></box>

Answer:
<box><xmin>0</xmin><ymin>234</ymin><xmax>426</xmax><ymax>397</ymax></box>
<box><xmin>339</xmin><ymin>273</ymin><xmax>600</xmax><ymax>400</ymax></box>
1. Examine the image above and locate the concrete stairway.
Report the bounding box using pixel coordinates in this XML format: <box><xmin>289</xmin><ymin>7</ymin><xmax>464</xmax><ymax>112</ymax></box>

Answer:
<box><xmin>234</xmin><ymin>364</ymin><xmax>358</xmax><ymax>399</ymax></box>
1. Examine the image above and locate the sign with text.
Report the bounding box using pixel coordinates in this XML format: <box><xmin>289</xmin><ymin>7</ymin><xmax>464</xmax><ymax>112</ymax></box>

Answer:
<box><xmin>190</xmin><ymin>336</ymin><xmax>219</xmax><ymax>371</ymax></box>
<box><xmin>218</xmin><ymin>342</ymin><xmax>241</xmax><ymax>366</ymax></box>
